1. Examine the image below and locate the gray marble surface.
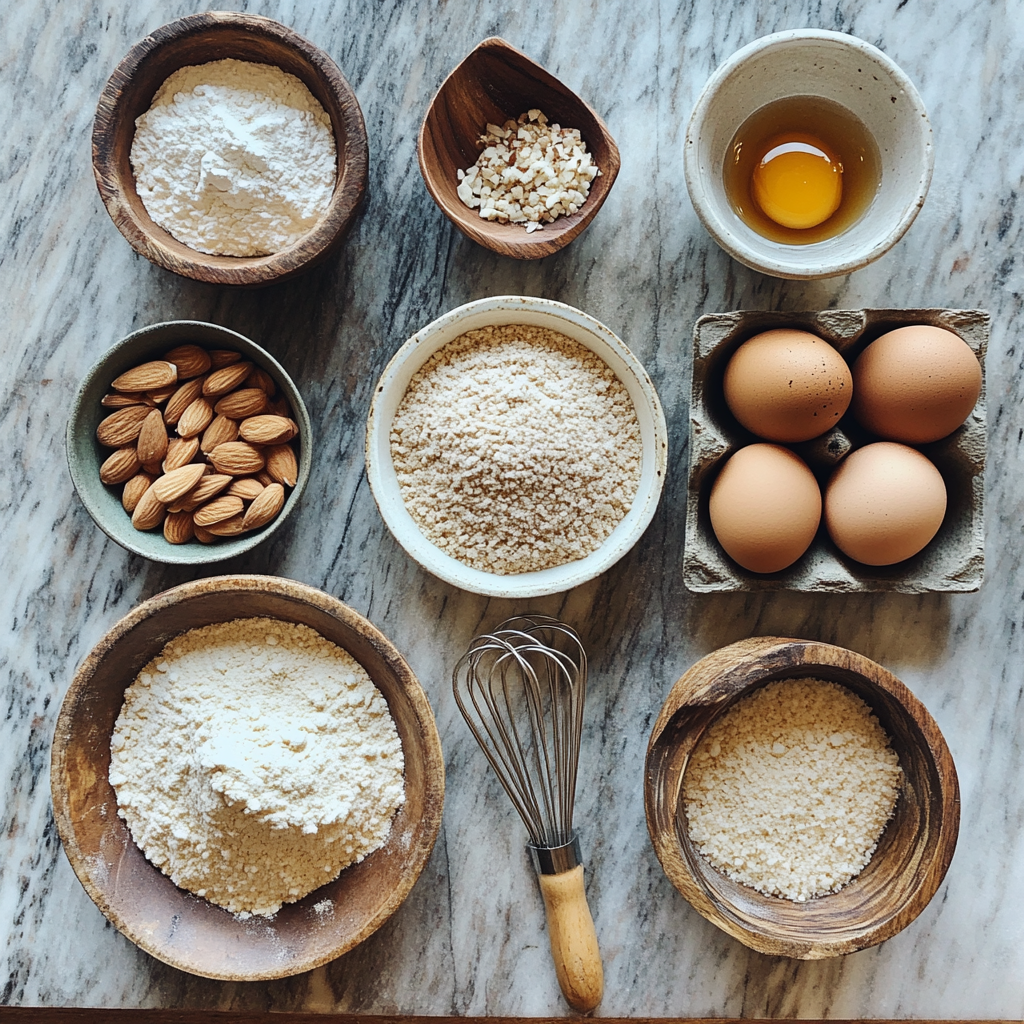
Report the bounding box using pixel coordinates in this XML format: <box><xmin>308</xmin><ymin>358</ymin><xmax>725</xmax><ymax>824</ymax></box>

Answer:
<box><xmin>2</xmin><ymin>0</ymin><xmax>1023</xmax><ymax>1016</ymax></box>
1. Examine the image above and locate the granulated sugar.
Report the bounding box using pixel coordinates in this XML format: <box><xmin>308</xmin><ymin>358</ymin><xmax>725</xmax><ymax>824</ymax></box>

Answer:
<box><xmin>109</xmin><ymin>617</ymin><xmax>404</xmax><ymax>918</ymax></box>
<box><xmin>682</xmin><ymin>677</ymin><xmax>901</xmax><ymax>902</ymax></box>
<box><xmin>389</xmin><ymin>323</ymin><xmax>642</xmax><ymax>574</ymax></box>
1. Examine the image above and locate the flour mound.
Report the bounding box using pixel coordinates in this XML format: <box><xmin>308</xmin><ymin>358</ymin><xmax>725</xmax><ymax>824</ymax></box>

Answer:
<box><xmin>130</xmin><ymin>59</ymin><xmax>336</xmax><ymax>256</ymax></box>
<box><xmin>109</xmin><ymin>617</ymin><xmax>404</xmax><ymax>918</ymax></box>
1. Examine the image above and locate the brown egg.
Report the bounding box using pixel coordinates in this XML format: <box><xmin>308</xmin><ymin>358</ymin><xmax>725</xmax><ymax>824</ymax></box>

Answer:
<box><xmin>709</xmin><ymin>444</ymin><xmax>822</xmax><ymax>573</ymax></box>
<box><xmin>851</xmin><ymin>325</ymin><xmax>982</xmax><ymax>443</ymax></box>
<box><xmin>723</xmin><ymin>328</ymin><xmax>852</xmax><ymax>442</ymax></box>
<box><xmin>825</xmin><ymin>442</ymin><xmax>946</xmax><ymax>566</ymax></box>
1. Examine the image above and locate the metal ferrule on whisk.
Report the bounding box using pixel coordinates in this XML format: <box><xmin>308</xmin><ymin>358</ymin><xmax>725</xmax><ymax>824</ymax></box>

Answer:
<box><xmin>528</xmin><ymin>831</ymin><xmax>582</xmax><ymax>876</ymax></box>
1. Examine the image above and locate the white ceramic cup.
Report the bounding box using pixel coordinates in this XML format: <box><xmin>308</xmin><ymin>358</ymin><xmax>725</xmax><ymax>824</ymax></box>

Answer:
<box><xmin>365</xmin><ymin>296</ymin><xmax>668</xmax><ymax>598</ymax></box>
<box><xmin>684</xmin><ymin>29</ymin><xmax>933</xmax><ymax>279</ymax></box>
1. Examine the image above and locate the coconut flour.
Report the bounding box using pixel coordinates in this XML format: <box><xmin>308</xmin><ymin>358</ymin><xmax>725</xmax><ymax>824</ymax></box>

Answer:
<box><xmin>130</xmin><ymin>59</ymin><xmax>336</xmax><ymax>256</ymax></box>
<box><xmin>109</xmin><ymin>617</ymin><xmax>404</xmax><ymax>918</ymax></box>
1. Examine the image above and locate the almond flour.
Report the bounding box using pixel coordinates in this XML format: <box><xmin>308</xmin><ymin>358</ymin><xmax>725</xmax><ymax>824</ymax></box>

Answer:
<box><xmin>682</xmin><ymin>677</ymin><xmax>901</xmax><ymax>902</ymax></box>
<box><xmin>108</xmin><ymin>618</ymin><xmax>404</xmax><ymax>918</ymax></box>
<box><xmin>389</xmin><ymin>324</ymin><xmax>642</xmax><ymax>575</ymax></box>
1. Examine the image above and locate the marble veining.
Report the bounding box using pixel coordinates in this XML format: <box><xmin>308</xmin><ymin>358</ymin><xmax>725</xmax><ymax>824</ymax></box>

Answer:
<box><xmin>2</xmin><ymin>0</ymin><xmax>1023</xmax><ymax>1016</ymax></box>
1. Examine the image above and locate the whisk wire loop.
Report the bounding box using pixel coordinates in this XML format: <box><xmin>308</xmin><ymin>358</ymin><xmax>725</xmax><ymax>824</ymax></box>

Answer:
<box><xmin>453</xmin><ymin>615</ymin><xmax>587</xmax><ymax>849</ymax></box>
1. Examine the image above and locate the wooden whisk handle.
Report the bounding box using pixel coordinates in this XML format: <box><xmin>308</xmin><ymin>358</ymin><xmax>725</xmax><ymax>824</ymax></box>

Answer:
<box><xmin>538</xmin><ymin>864</ymin><xmax>604</xmax><ymax>1012</ymax></box>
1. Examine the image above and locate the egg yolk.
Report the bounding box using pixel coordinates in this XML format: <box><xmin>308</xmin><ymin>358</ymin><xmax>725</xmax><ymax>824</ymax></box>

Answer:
<box><xmin>751</xmin><ymin>133</ymin><xmax>843</xmax><ymax>230</ymax></box>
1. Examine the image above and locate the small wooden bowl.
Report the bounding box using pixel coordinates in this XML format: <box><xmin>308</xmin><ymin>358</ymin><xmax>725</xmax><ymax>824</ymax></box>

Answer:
<box><xmin>645</xmin><ymin>637</ymin><xmax>959</xmax><ymax>959</ymax></box>
<box><xmin>51</xmin><ymin>576</ymin><xmax>445</xmax><ymax>980</ymax></box>
<box><xmin>418</xmin><ymin>37</ymin><xmax>620</xmax><ymax>259</ymax></box>
<box><xmin>92</xmin><ymin>12</ymin><xmax>368</xmax><ymax>286</ymax></box>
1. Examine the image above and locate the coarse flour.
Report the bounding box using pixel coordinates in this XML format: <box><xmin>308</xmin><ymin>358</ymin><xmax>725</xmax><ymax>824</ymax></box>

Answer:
<box><xmin>109</xmin><ymin>617</ymin><xmax>404</xmax><ymax>917</ymax></box>
<box><xmin>130</xmin><ymin>59</ymin><xmax>336</xmax><ymax>256</ymax></box>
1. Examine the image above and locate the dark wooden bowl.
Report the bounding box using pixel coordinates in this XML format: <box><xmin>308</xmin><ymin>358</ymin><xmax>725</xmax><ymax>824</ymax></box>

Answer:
<box><xmin>92</xmin><ymin>12</ymin><xmax>368</xmax><ymax>287</ymax></box>
<box><xmin>418</xmin><ymin>37</ymin><xmax>620</xmax><ymax>260</ymax></box>
<box><xmin>645</xmin><ymin>637</ymin><xmax>959</xmax><ymax>959</ymax></box>
<box><xmin>51</xmin><ymin>576</ymin><xmax>445</xmax><ymax>980</ymax></box>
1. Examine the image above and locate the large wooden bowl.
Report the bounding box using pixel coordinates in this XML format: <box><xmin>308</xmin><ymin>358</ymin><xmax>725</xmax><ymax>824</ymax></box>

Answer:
<box><xmin>418</xmin><ymin>37</ymin><xmax>620</xmax><ymax>260</ymax></box>
<box><xmin>92</xmin><ymin>12</ymin><xmax>368</xmax><ymax>287</ymax></box>
<box><xmin>645</xmin><ymin>637</ymin><xmax>959</xmax><ymax>959</ymax></box>
<box><xmin>51</xmin><ymin>576</ymin><xmax>445</xmax><ymax>980</ymax></box>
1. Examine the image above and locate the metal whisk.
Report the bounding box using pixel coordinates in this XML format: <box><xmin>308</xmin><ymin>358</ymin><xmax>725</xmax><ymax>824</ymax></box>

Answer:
<box><xmin>453</xmin><ymin>615</ymin><xmax>603</xmax><ymax>1012</ymax></box>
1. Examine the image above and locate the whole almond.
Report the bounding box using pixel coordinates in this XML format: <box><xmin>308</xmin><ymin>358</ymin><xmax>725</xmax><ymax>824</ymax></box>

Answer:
<box><xmin>266</xmin><ymin>444</ymin><xmax>298</xmax><ymax>487</ymax></box>
<box><xmin>163</xmin><ymin>377</ymin><xmax>205</xmax><ymax>426</ymax></box>
<box><xmin>111</xmin><ymin>361</ymin><xmax>178</xmax><ymax>393</ymax></box>
<box><xmin>136</xmin><ymin>408</ymin><xmax>169</xmax><ymax>466</ymax></box>
<box><xmin>163</xmin><ymin>436</ymin><xmax>200</xmax><ymax>472</ymax></box>
<box><xmin>201</xmin><ymin>414</ymin><xmax>239</xmax><ymax>454</ymax></box>
<box><xmin>209</xmin><ymin>441</ymin><xmax>265</xmax><ymax>476</ymax></box>
<box><xmin>242</xmin><ymin>482</ymin><xmax>285</xmax><ymax>531</ymax></box>
<box><xmin>177</xmin><ymin>397</ymin><xmax>214</xmax><ymax>438</ymax></box>
<box><xmin>194</xmin><ymin>495</ymin><xmax>245</xmax><ymax>527</ymax></box>
<box><xmin>256</xmin><ymin>470</ymin><xmax>275</xmax><ymax>487</ymax></box>
<box><xmin>131</xmin><ymin>484</ymin><xmax>166</xmax><ymax>531</ymax></box>
<box><xmin>173</xmin><ymin>474</ymin><xmax>232</xmax><ymax>512</ymax></box>
<box><xmin>203</xmin><ymin>513</ymin><xmax>246</xmax><ymax>537</ymax></box>
<box><xmin>194</xmin><ymin>523</ymin><xmax>217</xmax><ymax>544</ymax></box>
<box><xmin>99</xmin><ymin>447</ymin><xmax>141</xmax><ymax>485</ymax></box>
<box><xmin>142</xmin><ymin>460</ymin><xmax>163</xmax><ymax>476</ymax></box>
<box><xmin>203</xmin><ymin>361</ymin><xmax>253</xmax><ymax>397</ymax></box>
<box><xmin>101</xmin><ymin>392</ymin><xmax>154</xmax><ymax>409</ymax></box>
<box><xmin>165</xmin><ymin>344</ymin><xmax>212</xmax><ymax>379</ymax></box>
<box><xmin>147</xmin><ymin>384</ymin><xmax>178</xmax><ymax>404</ymax></box>
<box><xmin>96</xmin><ymin>405</ymin><xmax>152</xmax><ymax>447</ymax></box>
<box><xmin>245</xmin><ymin>367</ymin><xmax>277</xmax><ymax>396</ymax></box>
<box><xmin>121</xmin><ymin>472</ymin><xmax>155</xmax><ymax>514</ymax></box>
<box><xmin>214</xmin><ymin>388</ymin><xmax>267</xmax><ymax>419</ymax></box>
<box><xmin>226</xmin><ymin>477</ymin><xmax>264</xmax><ymax>501</ymax></box>
<box><xmin>163</xmin><ymin>510</ymin><xmax>195</xmax><ymax>545</ymax></box>
<box><xmin>209</xmin><ymin>349</ymin><xmax>243</xmax><ymax>369</ymax></box>
<box><xmin>239</xmin><ymin>414</ymin><xmax>296</xmax><ymax>445</ymax></box>
<box><xmin>152</xmin><ymin>462</ymin><xmax>207</xmax><ymax>503</ymax></box>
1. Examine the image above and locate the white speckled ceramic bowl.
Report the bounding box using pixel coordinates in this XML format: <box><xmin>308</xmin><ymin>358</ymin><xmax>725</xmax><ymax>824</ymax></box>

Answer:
<box><xmin>684</xmin><ymin>30</ymin><xmax>933</xmax><ymax>279</ymax></box>
<box><xmin>365</xmin><ymin>296</ymin><xmax>668</xmax><ymax>598</ymax></box>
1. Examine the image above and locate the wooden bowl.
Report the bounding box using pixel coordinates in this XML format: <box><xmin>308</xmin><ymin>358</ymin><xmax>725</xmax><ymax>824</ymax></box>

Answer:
<box><xmin>418</xmin><ymin>37</ymin><xmax>620</xmax><ymax>259</ymax></box>
<box><xmin>66</xmin><ymin>320</ymin><xmax>312</xmax><ymax>565</ymax></box>
<box><xmin>51</xmin><ymin>576</ymin><xmax>445</xmax><ymax>980</ymax></box>
<box><xmin>645</xmin><ymin>637</ymin><xmax>959</xmax><ymax>959</ymax></box>
<box><xmin>92</xmin><ymin>12</ymin><xmax>368</xmax><ymax>287</ymax></box>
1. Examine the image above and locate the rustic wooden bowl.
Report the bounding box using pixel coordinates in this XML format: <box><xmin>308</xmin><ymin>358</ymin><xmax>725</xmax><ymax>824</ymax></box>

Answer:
<box><xmin>51</xmin><ymin>576</ymin><xmax>445</xmax><ymax>980</ymax></box>
<box><xmin>418</xmin><ymin>37</ymin><xmax>620</xmax><ymax>260</ymax></box>
<box><xmin>92</xmin><ymin>12</ymin><xmax>368</xmax><ymax>287</ymax></box>
<box><xmin>645</xmin><ymin>637</ymin><xmax>959</xmax><ymax>959</ymax></box>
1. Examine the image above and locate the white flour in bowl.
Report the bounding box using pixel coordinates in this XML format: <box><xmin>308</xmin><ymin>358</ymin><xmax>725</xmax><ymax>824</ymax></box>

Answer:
<box><xmin>108</xmin><ymin>617</ymin><xmax>404</xmax><ymax>918</ymax></box>
<box><xmin>130</xmin><ymin>58</ymin><xmax>336</xmax><ymax>256</ymax></box>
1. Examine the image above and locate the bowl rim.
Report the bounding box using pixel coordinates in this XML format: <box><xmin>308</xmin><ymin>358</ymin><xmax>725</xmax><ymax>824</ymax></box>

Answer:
<box><xmin>416</xmin><ymin>36</ymin><xmax>621</xmax><ymax>260</ymax></box>
<box><xmin>644</xmin><ymin>636</ymin><xmax>960</xmax><ymax>958</ymax></box>
<box><xmin>683</xmin><ymin>28</ymin><xmax>934</xmax><ymax>280</ymax></box>
<box><xmin>92</xmin><ymin>11</ymin><xmax>368</xmax><ymax>286</ymax></box>
<box><xmin>365</xmin><ymin>295</ymin><xmax>668</xmax><ymax>598</ymax></box>
<box><xmin>50</xmin><ymin>574</ymin><xmax>446</xmax><ymax>980</ymax></box>
<box><xmin>66</xmin><ymin>319</ymin><xmax>312</xmax><ymax>564</ymax></box>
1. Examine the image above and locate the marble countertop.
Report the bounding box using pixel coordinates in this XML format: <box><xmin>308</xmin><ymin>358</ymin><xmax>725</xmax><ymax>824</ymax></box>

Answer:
<box><xmin>3</xmin><ymin>0</ymin><xmax>1023</xmax><ymax>1017</ymax></box>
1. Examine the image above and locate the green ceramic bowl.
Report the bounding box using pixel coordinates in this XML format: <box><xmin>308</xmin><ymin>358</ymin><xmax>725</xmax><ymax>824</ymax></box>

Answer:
<box><xmin>67</xmin><ymin>320</ymin><xmax>312</xmax><ymax>564</ymax></box>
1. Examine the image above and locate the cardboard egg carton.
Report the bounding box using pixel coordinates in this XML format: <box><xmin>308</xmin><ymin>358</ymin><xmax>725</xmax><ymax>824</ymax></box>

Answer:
<box><xmin>684</xmin><ymin>308</ymin><xmax>987</xmax><ymax>593</ymax></box>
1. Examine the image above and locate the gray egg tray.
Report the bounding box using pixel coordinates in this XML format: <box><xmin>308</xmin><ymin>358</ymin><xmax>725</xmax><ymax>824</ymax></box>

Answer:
<box><xmin>684</xmin><ymin>308</ymin><xmax>987</xmax><ymax>593</ymax></box>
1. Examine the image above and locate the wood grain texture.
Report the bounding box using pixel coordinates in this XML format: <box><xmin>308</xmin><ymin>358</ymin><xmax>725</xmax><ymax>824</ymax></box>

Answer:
<box><xmin>92</xmin><ymin>12</ymin><xmax>368</xmax><ymax>287</ymax></box>
<box><xmin>50</xmin><ymin>575</ymin><xmax>445</xmax><ymax>981</ymax></box>
<box><xmin>417</xmin><ymin>37</ymin><xmax>619</xmax><ymax>260</ymax></box>
<box><xmin>537</xmin><ymin>865</ymin><xmax>604</xmax><ymax>1012</ymax></box>
<box><xmin>645</xmin><ymin>637</ymin><xmax>960</xmax><ymax>959</ymax></box>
